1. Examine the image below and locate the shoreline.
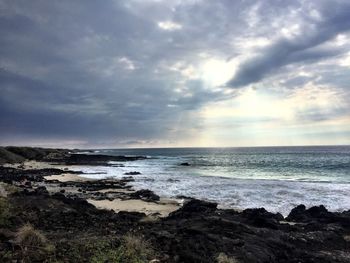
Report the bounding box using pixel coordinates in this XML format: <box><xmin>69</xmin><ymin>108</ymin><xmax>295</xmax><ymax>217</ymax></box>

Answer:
<box><xmin>6</xmin><ymin>160</ymin><xmax>182</xmax><ymax>217</ymax></box>
<box><xmin>2</xmin><ymin>150</ymin><xmax>350</xmax><ymax>217</ymax></box>
<box><xmin>1</xmin><ymin>146</ymin><xmax>350</xmax><ymax>262</ymax></box>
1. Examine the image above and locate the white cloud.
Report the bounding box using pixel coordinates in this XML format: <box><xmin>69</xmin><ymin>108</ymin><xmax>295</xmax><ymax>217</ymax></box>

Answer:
<box><xmin>157</xmin><ymin>21</ymin><xmax>182</xmax><ymax>31</ymax></box>
<box><xmin>118</xmin><ymin>57</ymin><xmax>136</xmax><ymax>70</ymax></box>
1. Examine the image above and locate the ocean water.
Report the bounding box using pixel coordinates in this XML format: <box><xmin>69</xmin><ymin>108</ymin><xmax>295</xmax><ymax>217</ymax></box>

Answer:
<box><xmin>75</xmin><ymin>146</ymin><xmax>350</xmax><ymax>215</ymax></box>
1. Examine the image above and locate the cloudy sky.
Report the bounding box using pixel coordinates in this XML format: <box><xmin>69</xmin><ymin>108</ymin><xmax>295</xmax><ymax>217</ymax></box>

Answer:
<box><xmin>1</xmin><ymin>0</ymin><xmax>350</xmax><ymax>148</ymax></box>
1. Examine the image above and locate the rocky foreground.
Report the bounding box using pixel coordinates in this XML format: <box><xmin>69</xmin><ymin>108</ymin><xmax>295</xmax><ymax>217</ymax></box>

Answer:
<box><xmin>0</xmin><ymin>147</ymin><xmax>350</xmax><ymax>262</ymax></box>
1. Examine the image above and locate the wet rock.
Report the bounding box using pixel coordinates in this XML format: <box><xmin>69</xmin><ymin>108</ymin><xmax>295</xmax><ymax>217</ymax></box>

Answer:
<box><xmin>124</xmin><ymin>171</ymin><xmax>141</xmax><ymax>175</ymax></box>
<box><xmin>167</xmin><ymin>178</ymin><xmax>180</xmax><ymax>182</ymax></box>
<box><xmin>169</xmin><ymin>199</ymin><xmax>217</xmax><ymax>218</ymax></box>
<box><xmin>241</xmin><ymin>208</ymin><xmax>284</xmax><ymax>229</ymax></box>
<box><xmin>287</xmin><ymin>204</ymin><xmax>331</xmax><ymax>222</ymax></box>
<box><xmin>130</xmin><ymin>189</ymin><xmax>160</xmax><ymax>202</ymax></box>
<box><xmin>121</xmin><ymin>176</ymin><xmax>134</xmax><ymax>182</ymax></box>
<box><xmin>176</xmin><ymin>195</ymin><xmax>194</xmax><ymax>200</ymax></box>
<box><xmin>287</xmin><ymin>205</ymin><xmax>350</xmax><ymax>227</ymax></box>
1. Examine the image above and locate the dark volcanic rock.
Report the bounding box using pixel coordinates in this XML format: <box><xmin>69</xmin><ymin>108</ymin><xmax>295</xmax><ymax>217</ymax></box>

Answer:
<box><xmin>130</xmin><ymin>189</ymin><xmax>160</xmax><ymax>202</ymax></box>
<box><xmin>287</xmin><ymin>204</ymin><xmax>350</xmax><ymax>227</ymax></box>
<box><xmin>287</xmin><ymin>204</ymin><xmax>333</xmax><ymax>223</ymax></box>
<box><xmin>35</xmin><ymin>186</ymin><xmax>49</xmax><ymax>195</ymax></box>
<box><xmin>124</xmin><ymin>171</ymin><xmax>141</xmax><ymax>175</ymax></box>
<box><xmin>241</xmin><ymin>208</ymin><xmax>284</xmax><ymax>229</ymax></box>
<box><xmin>141</xmin><ymin>200</ymin><xmax>350</xmax><ymax>263</ymax></box>
<box><xmin>2</xmin><ymin>156</ymin><xmax>350</xmax><ymax>263</ymax></box>
<box><xmin>169</xmin><ymin>199</ymin><xmax>217</xmax><ymax>218</ymax></box>
<box><xmin>0</xmin><ymin>166</ymin><xmax>77</xmax><ymax>184</ymax></box>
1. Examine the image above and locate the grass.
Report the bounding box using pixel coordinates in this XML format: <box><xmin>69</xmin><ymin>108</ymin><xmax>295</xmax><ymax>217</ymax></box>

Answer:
<box><xmin>4</xmin><ymin>183</ymin><xmax>19</xmax><ymax>195</ymax></box>
<box><xmin>14</xmin><ymin>224</ymin><xmax>55</xmax><ymax>262</ymax></box>
<box><xmin>0</xmin><ymin>201</ymin><xmax>157</xmax><ymax>263</ymax></box>
<box><xmin>0</xmin><ymin>196</ymin><xmax>11</xmax><ymax>227</ymax></box>
<box><xmin>217</xmin><ymin>252</ymin><xmax>240</xmax><ymax>263</ymax></box>
<box><xmin>14</xmin><ymin>224</ymin><xmax>47</xmax><ymax>248</ymax></box>
<box><xmin>90</xmin><ymin>233</ymin><xmax>156</xmax><ymax>263</ymax></box>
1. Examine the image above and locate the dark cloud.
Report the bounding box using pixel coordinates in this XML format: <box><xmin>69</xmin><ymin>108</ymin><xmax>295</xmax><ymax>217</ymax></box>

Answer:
<box><xmin>0</xmin><ymin>0</ymin><xmax>349</xmax><ymax>147</ymax></box>
<box><xmin>228</xmin><ymin>0</ymin><xmax>350</xmax><ymax>88</ymax></box>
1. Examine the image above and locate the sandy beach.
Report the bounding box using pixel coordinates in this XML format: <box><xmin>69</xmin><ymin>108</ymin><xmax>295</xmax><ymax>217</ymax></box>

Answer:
<box><xmin>43</xmin><ymin>168</ymin><xmax>181</xmax><ymax>217</ymax></box>
<box><xmin>7</xmin><ymin>160</ymin><xmax>181</xmax><ymax>217</ymax></box>
<box><xmin>88</xmin><ymin>198</ymin><xmax>180</xmax><ymax>217</ymax></box>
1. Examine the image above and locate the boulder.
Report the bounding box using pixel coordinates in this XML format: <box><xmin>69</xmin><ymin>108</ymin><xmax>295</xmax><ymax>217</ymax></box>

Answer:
<box><xmin>241</xmin><ymin>208</ymin><xmax>284</xmax><ymax>229</ymax></box>
<box><xmin>169</xmin><ymin>199</ymin><xmax>217</xmax><ymax>218</ymax></box>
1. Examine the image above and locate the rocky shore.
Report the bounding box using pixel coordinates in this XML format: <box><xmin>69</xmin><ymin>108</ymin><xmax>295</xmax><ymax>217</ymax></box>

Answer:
<box><xmin>0</xmin><ymin>147</ymin><xmax>350</xmax><ymax>262</ymax></box>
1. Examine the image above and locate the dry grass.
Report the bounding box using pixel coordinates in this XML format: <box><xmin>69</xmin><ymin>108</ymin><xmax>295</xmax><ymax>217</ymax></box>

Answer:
<box><xmin>121</xmin><ymin>233</ymin><xmax>155</xmax><ymax>261</ymax></box>
<box><xmin>1</xmin><ymin>182</ymin><xmax>19</xmax><ymax>196</ymax></box>
<box><xmin>14</xmin><ymin>224</ymin><xmax>48</xmax><ymax>249</ymax></box>
<box><xmin>89</xmin><ymin>234</ymin><xmax>157</xmax><ymax>263</ymax></box>
<box><xmin>13</xmin><ymin>224</ymin><xmax>55</xmax><ymax>262</ymax></box>
<box><xmin>217</xmin><ymin>252</ymin><xmax>240</xmax><ymax>263</ymax></box>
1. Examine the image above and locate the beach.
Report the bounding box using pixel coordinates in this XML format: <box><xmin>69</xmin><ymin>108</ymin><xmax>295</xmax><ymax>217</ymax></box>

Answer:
<box><xmin>0</xmin><ymin>146</ymin><xmax>350</xmax><ymax>262</ymax></box>
<box><xmin>68</xmin><ymin>146</ymin><xmax>350</xmax><ymax>215</ymax></box>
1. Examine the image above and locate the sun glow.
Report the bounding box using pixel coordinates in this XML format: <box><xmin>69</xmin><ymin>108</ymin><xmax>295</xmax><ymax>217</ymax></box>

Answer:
<box><xmin>200</xmin><ymin>58</ymin><xmax>236</xmax><ymax>86</ymax></box>
<box><xmin>202</xmin><ymin>88</ymin><xmax>293</xmax><ymax>121</ymax></box>
<box><xmin>195</xmin><ymin>84</ymin><xmax>350</xmax><ymax>147</ymax></box>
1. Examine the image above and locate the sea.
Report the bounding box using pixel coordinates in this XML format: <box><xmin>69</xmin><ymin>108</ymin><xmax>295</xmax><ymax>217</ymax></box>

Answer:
<box><xmin>75</xmin><ymin>145</ymin><xmax>350</xmax><ymax>216</ymax></box>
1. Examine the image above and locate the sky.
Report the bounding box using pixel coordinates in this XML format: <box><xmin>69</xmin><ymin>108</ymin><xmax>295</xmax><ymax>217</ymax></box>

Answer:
<box><xmin>0</xmin><ymin>0</ymin><xmax>350</xmax><ymax>148</ymax></box>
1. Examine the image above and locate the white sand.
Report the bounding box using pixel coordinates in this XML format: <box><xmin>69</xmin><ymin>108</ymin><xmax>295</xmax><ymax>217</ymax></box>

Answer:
<box><xmin>44</xmin><ymin>173</ymin><xmax>94</xmax><ymax>182</ymax></box>
<box><xmin>88</xmin><ymin>198</ymin><xmax>180</xmax><ymax>217</ymax></box>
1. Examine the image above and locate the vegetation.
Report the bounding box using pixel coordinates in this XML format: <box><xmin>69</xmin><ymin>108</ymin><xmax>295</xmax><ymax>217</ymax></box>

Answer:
<box><xmin>1</xmin><ymin>182</ymin><xmax>19</xmax><ymax>195</ymax></box>
<box><xmin>217</xmin><ymin>253</ymin><xmax>240</xmax><ymax>263</ymax></box>
<box><xmin>0</xmin><ymin>197</ymin><xmax>11</xmax><ymax>227</ymax></box>
<box><xmin>13</xmin><ymin>224</ymin><xmax>55</xmax><ymax>262</ymax></box>
<box><xmin>90</xmin><ymin>234</ymin><xmax>156</xmax><ymax>263</ymax></box>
